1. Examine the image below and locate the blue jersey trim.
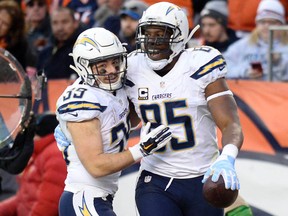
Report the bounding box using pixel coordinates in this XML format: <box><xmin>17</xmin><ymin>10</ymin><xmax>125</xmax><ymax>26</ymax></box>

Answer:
<box><xmin>125</xmin><ymin>79</ymin><xmax>135</xmax><ymax>87</ymax></box>
<box><xmin>191</xmin><ymin>55</ymin><xmax>226</xmax><ymax>80</ymax></box>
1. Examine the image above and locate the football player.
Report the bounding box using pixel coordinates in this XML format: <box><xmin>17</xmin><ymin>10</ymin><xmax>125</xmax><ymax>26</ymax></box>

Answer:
<box><xmin>125</xmin><ymin>2</ymin><xmax>243</xmax><ymax>215</ymax></box>
<box><xmin>55</xmin><ymin>27</ymin><xmax>172</xmax><ymax>216</ymax></box>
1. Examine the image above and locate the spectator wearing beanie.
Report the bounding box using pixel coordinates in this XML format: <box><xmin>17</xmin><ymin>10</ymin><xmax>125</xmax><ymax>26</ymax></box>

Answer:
<box><xmin>198</xmin><ymin>0</ymin><xmax>239</xmax><ymax>54</ymax></box>
<box><xmin>228</xmin><ymin>0</ymin><xmax>288</xmax><ymax>36</ymax></box>
<box><xmin>0</xmin><ymin>112</ymin><xmax>67</xmax><ymax>216</ymax></box>
<box><xmin>225</xmin><ymin>0</ymin><xmax>288</xmax><ymax>81</ymax></box>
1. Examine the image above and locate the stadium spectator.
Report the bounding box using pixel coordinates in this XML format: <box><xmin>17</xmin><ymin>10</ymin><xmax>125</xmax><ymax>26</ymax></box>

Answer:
<box><xmin>93</xmin><ymin>0</ymin><xmax>113</xmax><ymax>28</ymax></box>
<box><xmin>33</xmin><ymin>7</ymin><xmax>86</xmax><ymax>113</ymax></box>
<box><xmin>0</xmin><ymin>112</ymin><xmax>66</xmax><ymax>216</ymax></box>
<box><xmin>60</xmin><ymin>0</ymin><xmax>98</xmax><ymax>28</ymax></box>
<box><xmin>37</xmin><ymin>6</ymin><xmax>84</xmax><ymax>80</ymax></box>
<box><xmin>192</xmin><ymin>0</ymin><xmax>210</xmax><ymax>25</ymax></box>
<box><xmin>23</xmin><ymin>0</ymin><xmax>52</xmax><ymax>54</ymax></box>
<box><xmin>228</xmin><ymin>0</ymin><xmax>288</xmax><ymax>38</ymax></box>
<box><xmin>225</xmin><ymin>0</ymin><xmax>288</xmax><ymax>81</ymax></box>
<box><xmin>21</xmin><ymin>0</ymin><xmax>52</xmax><ymax>11</ymax></box>
<box><xmin>196</xmin><ymin>0</ymin><xmax>239</xmax><ymax>54</ymax></box>
<box><xmin>118</xmin><ymin>0</ymin><xmax>148</xmax><ymax>53</ymax></box>
<box><xmin>93</xmin><ymin>0</ymin><xmax>124</xmax><ymax>35</ymax></box>
<box><xmin>0</xmin><ymin>0</ymin><xmax>37</xmax><ymax>73</ymax></box>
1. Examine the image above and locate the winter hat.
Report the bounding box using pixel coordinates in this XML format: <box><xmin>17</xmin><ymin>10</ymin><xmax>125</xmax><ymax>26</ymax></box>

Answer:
<box><xmin>200</xmin><ymin>0</ymin><xmax>228</xmax><ymax>27</ymax></box>
<box><xmin>24</xmin><ymin>0</ymin><xmax>46</xmax><ymax>6</ymax></box>
<box><xmin>120</xmin><ymin>1</ymin><xmax>148</xmax><ymax>20</ymax></box>
<box><xmin>256</xmin><ymin>0</ymin><xmax>285</xmax><ymax>24</ymax></box>
<box><xmin>35</xmin><ymin>112</ymin><xmax>58</xmax><ymax>137</ymax></box>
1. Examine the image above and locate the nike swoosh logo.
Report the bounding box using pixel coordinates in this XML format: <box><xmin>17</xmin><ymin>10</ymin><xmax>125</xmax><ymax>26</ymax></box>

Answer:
<box><xmin>69</xmin><ymin>113</ymin><xmax>78</xmax><ymax>117</ymax></box>
<box><xmin>143</xmin><ymin>143</ymin><xmax>153</xmax><ymax>150</ymax></box>
<box><xmin>219</xmin><ymin>66</ymin><xmax>225</xmax><ymax>71</ymax></box>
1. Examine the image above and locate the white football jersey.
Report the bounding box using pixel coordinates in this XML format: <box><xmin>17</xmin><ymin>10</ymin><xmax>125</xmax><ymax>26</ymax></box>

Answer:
<box><xmin>125</xmin><ymin>46</ymin><xmax>227</xmax><ymax>178</ymax></box>
<box><xmin>56</xmin><ymin>78</ymin><xmax>130</xmax><ymax>196</ymax></box>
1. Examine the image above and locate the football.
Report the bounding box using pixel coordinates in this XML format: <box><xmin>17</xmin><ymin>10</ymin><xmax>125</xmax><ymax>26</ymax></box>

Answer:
<box><xmin>203</xmin><ymin>175</ymin><xmax>238</xmax><ymax>208</ymax></box>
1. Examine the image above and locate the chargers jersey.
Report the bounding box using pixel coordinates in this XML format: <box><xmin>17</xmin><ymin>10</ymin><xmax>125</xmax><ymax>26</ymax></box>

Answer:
<box><xmin>56</xmin><ymin>78</ymin><xmax>130</xmax><ymax>196</ymax></box>
<box><xmin>125</xmin><ymin>46</ymin><xmax>227</xmax><ymax>179</ymax></box>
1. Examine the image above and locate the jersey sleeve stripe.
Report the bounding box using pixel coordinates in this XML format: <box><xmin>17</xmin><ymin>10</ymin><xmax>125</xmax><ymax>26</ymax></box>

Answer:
<box><xmin>191</xmin><ymin>55</ymin><xmax>226</xmax><ymax>80</ymax></box>
<box><xmin>57</xmin><ymin>101</ymin><xmax>107</xmax><ymax>114</ymax></box>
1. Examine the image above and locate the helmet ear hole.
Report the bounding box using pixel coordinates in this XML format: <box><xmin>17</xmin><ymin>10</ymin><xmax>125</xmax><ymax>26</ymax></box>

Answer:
<box><xmin>79</xmin><ymin>58</ymin><xmax>89</xmax><ymax>67</ymax></box>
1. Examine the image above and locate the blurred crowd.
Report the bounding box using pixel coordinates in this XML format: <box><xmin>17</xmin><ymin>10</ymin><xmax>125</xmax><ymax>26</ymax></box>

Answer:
<box><xmin>0</xmin><ymin>0</ymin><xmax>287</xmax><ymax>215</ymax></box>
<box><xmin>0</xmin><ymin>0</ymin><xmax>286</xmax><ymax>87</ymax></box>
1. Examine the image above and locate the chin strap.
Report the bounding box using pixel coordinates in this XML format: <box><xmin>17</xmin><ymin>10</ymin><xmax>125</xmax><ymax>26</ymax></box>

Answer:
<box><xmin>169</xmin><ymin>24</ymin><xmax>200</xmax><ymax>65</ymax></box>
<box><xmin>184</xmin><ymin>24</ymin><xmax>200</xmax><ymax>45</ymax></box>
<box><xmin>69</xmin><ymin>53</ymin><xmax>78</xmax><ymax>73</ymax></box>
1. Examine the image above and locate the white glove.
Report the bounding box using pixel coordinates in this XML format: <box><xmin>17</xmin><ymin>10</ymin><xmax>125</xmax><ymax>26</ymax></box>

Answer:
<box><xmin>129</xmin><ymin>122</ymin><xmax>172</xmax><ymax>161</ymax></box>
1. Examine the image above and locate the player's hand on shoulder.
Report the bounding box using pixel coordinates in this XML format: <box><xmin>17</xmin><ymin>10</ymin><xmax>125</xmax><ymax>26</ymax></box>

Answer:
<box><xmin>202</xmin><ymin>154</ymin><xmax>240</xmax><ymax>191</ymax></box>
<box><xmin>129</xmin><ymin>122</ymin><xmax>172</xmax><ymax>161</ymax></box>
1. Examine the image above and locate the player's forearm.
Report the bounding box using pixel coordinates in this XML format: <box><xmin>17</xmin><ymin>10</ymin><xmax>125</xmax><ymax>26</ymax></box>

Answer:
<box><xmin>221</xmin><ymin>123</ymin><xmax>244</xmax><ymax>150</ymax></box>
<box><xmin>208</xmin><ymin>95</ymin><xmax>244</xmax><ymax>150</ymax></box>
<box><xmin>83</xmin><ymin>150</ymin><xmax>135</xmax><ymax>178</ymax></box>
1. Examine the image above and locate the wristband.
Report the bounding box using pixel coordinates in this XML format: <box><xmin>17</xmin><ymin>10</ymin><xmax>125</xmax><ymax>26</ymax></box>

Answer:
<box><xmin>221</xmin><ymin>144</ymin><xmax>238</xmax><ymax>159</ymax></box>
<box><xmin>129</xmin><ymin>144</ymin><xmax>143</xmax><ymax>161</ymax></box>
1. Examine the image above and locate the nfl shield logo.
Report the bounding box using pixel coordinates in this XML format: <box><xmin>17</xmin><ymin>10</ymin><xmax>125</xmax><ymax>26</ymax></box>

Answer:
<box><xmin>160</xmin><ymin>81</ymin><xmax>165</xmax><ymax>88</ymax></box>
<box><xmin>144</xmin><ymin>175</ymin><xmax>152</xmax><ymax>183</ymax></box>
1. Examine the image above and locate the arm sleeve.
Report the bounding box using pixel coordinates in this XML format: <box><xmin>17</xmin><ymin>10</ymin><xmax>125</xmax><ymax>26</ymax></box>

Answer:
<box><xmin>190</xmin><ymin>47</ymin><xmax>227</xmax><ymax>89</ymax></box>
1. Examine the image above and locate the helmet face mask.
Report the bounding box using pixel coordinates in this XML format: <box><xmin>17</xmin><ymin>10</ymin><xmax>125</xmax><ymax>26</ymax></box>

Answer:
<box><xmin>71</xmin><ymin>27</ymin><xmax>127</xmax><ymax>91</ymax></box>
<box><xmin>87</xmin><ymin>54</ymin><xmax>127</xmax><ymax>91</ymax></box>
<box><xmin>136</xmin><ymin>2</ymin><xmax>189</xmax><ymax>70</ymax></box>
<box><xmin>138</xmin><ymin>25</ymin><xmax>174</xmax><ymax>61</ymax></box>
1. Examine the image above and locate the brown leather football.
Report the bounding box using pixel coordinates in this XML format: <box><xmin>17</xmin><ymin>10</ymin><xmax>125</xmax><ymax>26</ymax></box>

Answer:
<box><xmin>203</xmin><ymin>175</ymin><xmax>238</xmax><ymax>208</ymax></box>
